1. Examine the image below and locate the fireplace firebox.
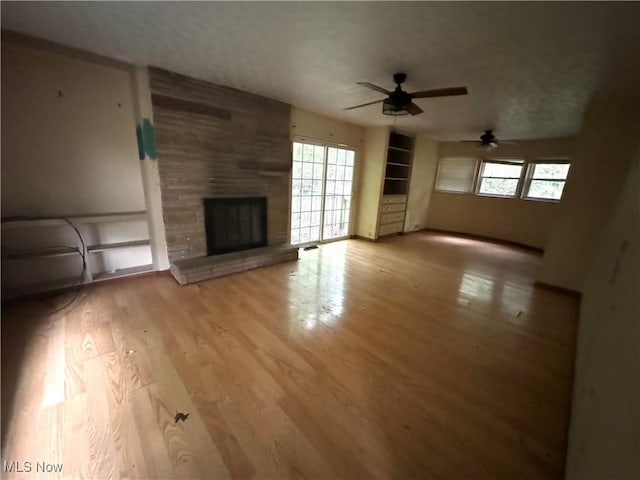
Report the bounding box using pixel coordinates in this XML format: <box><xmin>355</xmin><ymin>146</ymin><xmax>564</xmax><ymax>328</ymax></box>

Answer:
<box><xmin>203</xmin><ymin>197</ymin><xmax>267</xmax><ymax>255</ymax></box>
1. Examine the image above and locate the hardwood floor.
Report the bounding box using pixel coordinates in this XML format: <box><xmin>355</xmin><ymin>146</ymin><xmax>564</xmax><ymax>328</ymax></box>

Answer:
<box><xmin>1</xmin><ymin>232</ymin><xmax>579</xmax><ymax>479</ymax></box>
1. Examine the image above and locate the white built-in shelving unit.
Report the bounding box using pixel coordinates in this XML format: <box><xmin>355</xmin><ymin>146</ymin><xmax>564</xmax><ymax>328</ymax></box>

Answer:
<box><xmin>1</xmin><ymin>211</ymin><xmax>153</xmax><ymax>298</ymax></box>
<box><xmin>378</xmin><ymin>131</ymin><xmax>414</xmax><ymax>237</ymax></box>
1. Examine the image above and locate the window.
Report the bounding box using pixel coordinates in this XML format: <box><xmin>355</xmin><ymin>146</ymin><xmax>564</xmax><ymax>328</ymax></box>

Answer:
<box><xmin>291</xmin><ymin>142</ymin><xmax>325</xmax><ymax>245</ymax></box>
<box><xmin>523</xmin><ymin>162</ymin><xmax>570</xmax><ymax>201</ymax></box>
<box><xmin>476</xmin><ymin>160</ymin><xmax>524</xmax><ymax>197</ymax></box>
<box><xmin>434</xmin><ymin>157</ymin><xmax>478</xmax><ymax>193</ymax></box>
<box><xmin>290</xmin><ymin>141</ymin><xmax>355</xmax><ymax>245</ymax></box>
<box><xmin>433</xmin><ymin>156</ymin><xmax>571</xmax><ymax>203</ymax></box>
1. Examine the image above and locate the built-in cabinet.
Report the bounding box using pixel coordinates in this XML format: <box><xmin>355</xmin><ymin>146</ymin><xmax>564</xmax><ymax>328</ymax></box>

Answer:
<box><xmin>354</xmin><ymin>127</ymin><xmax>414</xmax><ymax>240</ymax></box>
<box><xmin>378</xmin><ymin>131</ymin><xmax>413</xmax><ymax>236</ymax></box>
<box><xmin>1</xmin><ymin>212</ymin><xmax>153</xmax><ymax>298</ymax></box>
<box><xmin>383</xmin><ymin>132</ymin><xmax>413</xmax><ymax>195</ymax></box>
<box><xmin>378</xmin><ymin>195</ymin><xmax>408</xmax><ymax>236</ymax></box>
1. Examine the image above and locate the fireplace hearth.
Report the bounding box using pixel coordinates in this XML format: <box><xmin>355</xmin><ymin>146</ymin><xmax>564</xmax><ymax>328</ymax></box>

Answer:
<box><xmin>203</xmin><ymin>197</ymin><xmax>267</xmax><ymax>255</ymax></box>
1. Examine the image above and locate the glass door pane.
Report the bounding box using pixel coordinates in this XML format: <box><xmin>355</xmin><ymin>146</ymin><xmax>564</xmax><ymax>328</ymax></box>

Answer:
<box><xmin>323</xmin><ymin>147</ymin><xmax>354</xmax><ymax>240</ymax></box>
<box><xmin>291</xmin><ymin>141</ymin><xmax>325</xmax><ymax>245</ymax></box>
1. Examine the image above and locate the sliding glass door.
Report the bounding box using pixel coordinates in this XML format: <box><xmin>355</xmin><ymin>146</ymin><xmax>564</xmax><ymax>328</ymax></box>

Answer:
<box><xmin>290</xmin><ymin>141</ymin><xmax>355</xmax><ymax>245</ymax></box>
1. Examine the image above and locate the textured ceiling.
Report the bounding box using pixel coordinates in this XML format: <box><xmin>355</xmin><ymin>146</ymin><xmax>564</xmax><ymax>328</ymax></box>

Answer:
<box><xmin>2</xmin><ymin>2</ymin><xmax>639</xmax><ymax>140</ymax></box>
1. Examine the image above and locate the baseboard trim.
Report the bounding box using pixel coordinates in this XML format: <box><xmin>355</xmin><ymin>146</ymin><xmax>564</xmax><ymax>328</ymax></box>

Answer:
<box><xmin>420</xmin><ymin>228</ymin><xmax>545</xmax><ymax>254</ymax></box>
<box><xmin>351</xmin><ymin>234</ymin><xmax>377</xmax><ymax>242</ymax></box>
<box><xmin>533</xmin><ymin>281</ymin><xmax>582</xmax><ymax>299</ymax></box>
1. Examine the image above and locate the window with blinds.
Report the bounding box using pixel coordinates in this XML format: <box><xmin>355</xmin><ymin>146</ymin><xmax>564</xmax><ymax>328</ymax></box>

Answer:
<box><xmin>434</xmin><ymin>157</ymin><xmax>478</xmax><ymax>193</ymax></box>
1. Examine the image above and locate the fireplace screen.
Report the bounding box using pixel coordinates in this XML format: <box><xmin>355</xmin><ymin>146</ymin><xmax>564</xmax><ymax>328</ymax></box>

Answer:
<box><xmin>203</xmin><ymin>197</ymin><xmax>267</xmax><ymax>255</ymax></box>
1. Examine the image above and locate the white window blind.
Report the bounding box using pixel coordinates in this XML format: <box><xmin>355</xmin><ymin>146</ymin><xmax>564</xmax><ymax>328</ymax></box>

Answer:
<box><xmin>434</xmin><ymin>157</ymin><xmax>478</xmax><ymax>193</ymax></box>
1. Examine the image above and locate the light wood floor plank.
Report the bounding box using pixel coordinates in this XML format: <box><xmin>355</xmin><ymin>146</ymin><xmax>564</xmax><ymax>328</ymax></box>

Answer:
<box><xmin>1</xmin><ymin>232</ymin><xmax>579</xmax><ymax>479</ymax></box>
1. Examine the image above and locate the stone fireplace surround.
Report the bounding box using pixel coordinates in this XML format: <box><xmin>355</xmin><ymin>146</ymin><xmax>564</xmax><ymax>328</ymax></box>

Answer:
<box><xmin>148</xmin><ymin>68</ymin><xmax>298</xmax><ymax>284</ymax></box>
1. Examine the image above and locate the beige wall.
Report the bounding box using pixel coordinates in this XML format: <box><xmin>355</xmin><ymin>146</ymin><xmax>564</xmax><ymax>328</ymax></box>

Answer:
<box><xmin>290</xmin><ymin>106</ymin><xmax>364</xmax><ymax>147</ymax></box>
<box><xmin>1</xmin><ymin>43</ymin><xmax>146</xmax><ymax>216</ymax></box>
<box><xmin>437</xmin><ymin>137</ymin><xmax>575</xmax><ymax>159</ymax></box>
<box><xmin>404</xmin><ymin>134</ymin><xmax>439</xmax><ymax>232</ymax></box>
<box><xmin>537</xmin><ymin>95</ymin><xmax>640</xmax><ymax>291</ymax></box>
<box><xmin>428</xmin><ymin>194</ymin><xmax>560</xmax><ymax>249</ymax></box>
<box><xmin>354</xmin><ymin>126</ymin><xmax>388</xmax><ymax>239</ymax></box>
<box><xmin>565</xmin><ymin>147</ymin><xmax>639</xmax><ymax>479</ymax></box>
<box><xmin>425</xmin><ymin>138</ymin><xmax>575</xmax><ymax>249</ymax></box>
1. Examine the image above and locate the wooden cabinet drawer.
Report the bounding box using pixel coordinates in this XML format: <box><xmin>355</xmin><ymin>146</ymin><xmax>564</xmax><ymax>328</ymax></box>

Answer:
<box><xmin>380</xmin><ymin>211</ymin><xmax>405</xmax><ymax>224</ymax></box>
<box><xmin>381</xmin><ymin>195</ymin><xmax>407</xmax><ymax>205</ymax></box>
<box><xmin>378</xmin><ymin>221</ymin><xmax>404</xmax><ymax>236</ymax></box>
<box><xmin>380</xmin><ymin>203</ymin><xmax>406</xmax><ymax>214</ymax></box>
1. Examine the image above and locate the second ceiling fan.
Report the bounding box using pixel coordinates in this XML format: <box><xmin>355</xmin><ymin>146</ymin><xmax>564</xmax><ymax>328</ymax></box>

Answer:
<box><xmin>461</xmin><ymin>130</ymin><xmax>519</xmax><ymax>150</ymax></box>
<box><xmin>344</xmin><ymin>73</ymin><xmax>468</xmax><ymax>116</ymax></box>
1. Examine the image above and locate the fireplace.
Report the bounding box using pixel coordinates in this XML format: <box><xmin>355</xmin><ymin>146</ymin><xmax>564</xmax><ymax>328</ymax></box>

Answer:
<box><xmin>203</xmin><ymin>197</ymin><xmax>268</xmax><ymax>255</ymax></box>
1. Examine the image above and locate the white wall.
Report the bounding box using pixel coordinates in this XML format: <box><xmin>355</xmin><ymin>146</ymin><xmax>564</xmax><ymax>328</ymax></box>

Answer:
<box><xmin>1</xmin><ymin>43</ymin><xmax>145</xmax><ymax>216</ymax></box>
<box><xmin>425</xmin><ymin>138</ymin><xmax>575</xmax><ymax>249</ymax></box>
<box><xmin>565</xmin><ymin>146</ymin><xmax>639</xmax><ymax>479</ymax></box>
<box><xmin>404</xmin><ymin>134</ymin><xmax>439</xmax><ymax>232</ymax></box>
<box><xmin>537</xmin><ymin>95</ymin><xmax>640</xmax><ymax>291</ymax></box>
<box><xmin>131</xmin><ymin>66</ymin><xmax>170</xmax><ymax>271</ymax></box>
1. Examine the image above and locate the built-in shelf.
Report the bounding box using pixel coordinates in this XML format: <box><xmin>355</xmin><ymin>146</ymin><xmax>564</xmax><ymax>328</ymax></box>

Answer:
<box><xmin>2</xmin><ymin>212</ymin><xmax>154</xmax><ymax>299</ymax></box>
<box><xmin>1</xmin><ymin>211</ymin><xmax>148</xmax><ymax>230</ymax></box>
<box><xmin>1</xmin><ymin>246</ymin><xmax>79</xmax><ymax>261</ymax></box>
<box><xmin>87</xmin><ymin>239</ymin><xmax>151</xmax><ymax>253</ymax></box>
<box><xmin>386</xmin><ymin>162</ymin><xmax>410</xmax><ymax>167</ymax></box>
<box><xmin>93</xmin><ymin>264</ymin><xmax>154</xmax><ymax>282</ymax></box>
<box><xmin>380</xmin><ymin>131</ymin><xmax>414</xmax><ymax>230</ymax></box>
<box><xmin>388</xmin><ymin>131</ymin><xmax>413</xmax><ymax>150</ymax></box>
<box><xmin>387</xmin><ymin>145</ymin><xmax>412</xmax><ymax>153</ymax></box>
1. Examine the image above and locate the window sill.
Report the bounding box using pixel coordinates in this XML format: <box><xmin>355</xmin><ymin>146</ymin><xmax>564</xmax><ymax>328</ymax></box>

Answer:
<box><xmin>522</xmin><ymin>196</ymin><xmax>561</xmax><ymax>203</ymax></box>
<box><xmin>475</xmin><ymin>193</ymin><xmax>518</xmax><ymax>199</ymax></box>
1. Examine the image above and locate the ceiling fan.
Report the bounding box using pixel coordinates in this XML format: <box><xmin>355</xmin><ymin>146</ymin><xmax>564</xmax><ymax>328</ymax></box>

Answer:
<box><xmin>343</xmin><ymin>73</ymin><xmax>468</xmax><ymax>116</ymax></box>
<box><xmin>461</xmin><ymin>130</ymin><xmax>518</xmax><ymax>150</ymax></box>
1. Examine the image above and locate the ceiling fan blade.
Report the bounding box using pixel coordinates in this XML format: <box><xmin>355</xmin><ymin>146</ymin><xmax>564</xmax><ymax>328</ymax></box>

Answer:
<box><xmin>356</xmin><ymin>82</ymin><xmax>392</xmax><ymax>95</ymax></box>
<box><xmin>343</xmin><ymin>99</ymin><xmax>384</xmax><ymax>111</ymax></box>
<box><xmin>407</xmin><ymin>102</ymin><xmax>423</xmax><ymax>116</ymax></box>
<box><xmin>410</xmin><ymin>86</ymin><xmax>468</xmax><ymax>99</ymax></box>
<box><xmin>460</xmin><ymin>140</ymin><xmax>480</xmax><ymax>143</ymax></box>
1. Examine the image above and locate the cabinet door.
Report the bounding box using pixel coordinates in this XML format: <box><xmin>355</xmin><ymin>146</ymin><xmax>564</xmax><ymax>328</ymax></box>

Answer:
<box><xmin>379</xmin><ymin>222</ymin><xmax>404</xmax><ymax>236</ymax></box>
<box><xmin>380</xmin><ymin>212</ymin><xmax>405</xmax><ymax>224</ymax></box>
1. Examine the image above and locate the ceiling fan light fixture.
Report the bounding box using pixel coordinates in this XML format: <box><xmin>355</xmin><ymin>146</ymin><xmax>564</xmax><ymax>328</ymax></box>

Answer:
<box><xmin>345</xmin><ymin>73</ymin><xmax>467</xmax><ymax>116</ymax></box>
<box><xmin>382</xmin><ymin>98</ymin><xmax>410</xmax><ymax>116</ymax></box>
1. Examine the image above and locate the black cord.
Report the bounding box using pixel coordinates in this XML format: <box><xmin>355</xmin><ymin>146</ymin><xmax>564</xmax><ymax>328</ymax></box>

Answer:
<box><xmin>2</xmin><ymin>216</ymin><xmax>88</xmax><ymax>316</ymax></box>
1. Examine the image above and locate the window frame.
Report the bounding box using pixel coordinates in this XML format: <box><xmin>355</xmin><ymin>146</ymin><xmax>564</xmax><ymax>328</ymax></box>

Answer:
<box><xmin>475</xmin><ymin>158</ymin><xmax>526</xmax><ymax>199</ymax></box>
<box><xmin>289</xmin><ymin>136</ymin><xmax>358</xmax><ymax>246</ymax></box>
<box><xmin>521</xmin><ymin>159</ymin><xmax>571</xmax><ymax>202</ymax></box>
<box><xmin>433</xmin><ymin>155</ymin><xmax>572</xmax><ymax>203</ymax></box>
